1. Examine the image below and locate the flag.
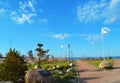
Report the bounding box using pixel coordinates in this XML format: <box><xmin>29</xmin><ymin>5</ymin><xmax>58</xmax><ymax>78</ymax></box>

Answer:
<box><xmin>101</xmin><ymin>27</ymin><xmax>110</xmax><ymax>35</ymax></box>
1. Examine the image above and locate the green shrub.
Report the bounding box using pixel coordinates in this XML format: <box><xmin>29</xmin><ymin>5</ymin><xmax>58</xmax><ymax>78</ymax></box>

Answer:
<box><xmin>27</xmin><ymin>63</ymin><xmax>35</xmax><ymax>69</ymax></box>
<box><xmin>57</xmin><ymin>66</ymin><xmax>64</xmax><ymax>70</ymax></box>
<box><xmin>63</xmin><ymin>65</ymin><xmax>70</xmax><ymax>70</ymax></box>
<box><xmin>64</xmin><ymin>72</ymin><xmax>76</xmax><ymax>78</ymax></box>
<box><xmin>0</xmin><ymin>49</ymin><xmax>28</xmax><ymax>82</ymax></box>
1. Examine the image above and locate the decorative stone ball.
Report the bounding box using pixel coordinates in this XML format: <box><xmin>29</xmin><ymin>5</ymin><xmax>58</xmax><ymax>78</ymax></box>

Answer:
<box><xmin>66</xmin><ymin>67</ymin><xmax>73</xmax><ymax>72</ymax></box>
<box><xmin>34</xmin><ymin>64</ymin><xmax>41</xmax><ymax>69</ymax></box>
<box><xmin>56</xmin><ymin>65</ymin><xmax>59</xmax><ymax>68</ymax></box>
<box><xmin>99</xmin><ymin>61</ymin><xmax>112</xmax><ymax>69</ymax></box>
<box><xmin>52</xmin><ymin>66</ymin><xmax>56</xmax><ymax>70</ymax></box>
<box><xmin>69</xmin><ymin>63</ymin><xmax>73</xmax><ymax>67</ymax></box>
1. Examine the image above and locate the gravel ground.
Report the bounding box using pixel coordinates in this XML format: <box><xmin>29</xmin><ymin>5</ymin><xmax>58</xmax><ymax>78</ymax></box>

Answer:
<box><xmin>76</xmin><ymin>59</ymin><xmax>120</xmax><ymax>83</ymax></box>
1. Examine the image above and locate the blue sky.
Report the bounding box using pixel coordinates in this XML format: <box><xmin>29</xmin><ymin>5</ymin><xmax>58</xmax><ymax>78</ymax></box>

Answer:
<box><xmin>0</xmin><ymin>0</ymin><xmax>120</xmax><ymax>58</ymax></box>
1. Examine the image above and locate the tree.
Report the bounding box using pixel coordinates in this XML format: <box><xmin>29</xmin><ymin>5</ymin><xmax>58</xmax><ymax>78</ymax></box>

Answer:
<box><xmin>27</xmin><ymin>50</ymin><xmax>33</xmax><ymax>58</ymax></box>
<box><xmin>37</xmin><ymin>43</ymin><xmax>43</xmax><ymax>48</ymax></box>
<box><xmin>35</xmin><ymin>43</ymin><xmax>49</xmax><ymax>63</ymax></box>
<box><xmin>27</xmin><ymin>50</ymin><xmax>35</xmax><ymax>63</ymax></box>
<box><xmin>0</xmin><ymin>49</ymin><xmax>28</xmax><ymax>82</ymax></box>
<box><xmin>0</xmin><ymin>53</ymin><xmax>3</xmax><ymax>58</ymax></box>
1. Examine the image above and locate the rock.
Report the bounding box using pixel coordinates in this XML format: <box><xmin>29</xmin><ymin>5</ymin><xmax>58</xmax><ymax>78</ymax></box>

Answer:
<box><xmin>34</xmin><ymin>64</ymin><xmax>41</xmax><ymax>69</ymax></box>
<box><xmin>99</xmin><ymin>61</ymin><xmax>112</xmax><ymax>69</ymax></box>
<box><xmin>66</xmin><ymin>67</ymin><xmax>73</xmax><ymax>72</ymax></box>
<box><xmin>25</xmin><ymin>69</ymin><xmax>56</xmax><ymax>83</ymax></box>
<box><xmin>69</xmin><ymin>63</ymin><xmax>74</xmax><ymax>67</ymax></box>
<box><xmin>0</xmin><ymin>81</ymin><xmax>14</xmax><ymax>83</ymax></box>
<box><xmin>56</xmin><ymin>65</ymin><xmax>59</xmax><ymax>68</ymax></box>
<box><xmin>58</xmin><ymin>71</ymin><xmax>64</xmax><ymax>75</ymax></box>
<box><xmin>52</xmin><ymin>66</ymin><xmax>56</xmax><ymax>70</ymax></box>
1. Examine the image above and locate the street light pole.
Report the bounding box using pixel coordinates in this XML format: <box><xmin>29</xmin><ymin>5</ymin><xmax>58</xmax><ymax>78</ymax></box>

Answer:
<box><xmin>68</xmin><ymin>44</ymin><xmax>70</xmax><ymax>62</ymax></box>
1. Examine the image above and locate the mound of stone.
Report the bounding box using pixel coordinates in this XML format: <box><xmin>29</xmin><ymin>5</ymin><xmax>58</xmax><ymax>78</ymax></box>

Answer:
<box><xmin>25</xmin><ymin>69</ymin><xmax>56</xmax><ymax>83</ymax></box>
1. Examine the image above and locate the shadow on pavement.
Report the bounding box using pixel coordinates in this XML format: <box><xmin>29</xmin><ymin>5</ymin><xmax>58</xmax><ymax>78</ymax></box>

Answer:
<box><xmin>113</xmin><ymin>67</ymin><xmax>120</xmax><ymax>69</ymax></box>
<box><xmin>77</xmin><ymin>68</ymin><xmax>103</xmax><ymax>72</ymax></box>
<box><xmin>79</xmin><ymin>77</ymin><xmax>101</xmax><ymax>83</ymax></box>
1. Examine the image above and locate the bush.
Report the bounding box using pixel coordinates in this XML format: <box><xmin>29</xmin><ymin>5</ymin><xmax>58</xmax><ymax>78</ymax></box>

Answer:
<box><xmin>64</xmin><ymin>72</ymin><xmax>75</xmax><ymax>78</ymax></box>
<box><xmin>0</xmin><ymin>49</ymin><xmax>28</xmax><ymax>82</ymax></box>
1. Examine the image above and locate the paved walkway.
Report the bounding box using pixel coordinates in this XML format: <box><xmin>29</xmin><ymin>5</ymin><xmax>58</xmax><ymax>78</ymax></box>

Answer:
<box><xmin>76</xmin><ymin>59</ymin><xmax>120</xmax><ymax>83</ymax></box>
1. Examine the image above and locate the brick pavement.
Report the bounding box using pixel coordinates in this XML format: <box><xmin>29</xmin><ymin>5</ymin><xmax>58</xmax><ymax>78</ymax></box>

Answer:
<box><xmin>76</xmin><ymin>59</ymin><xmax>120</xmax><ymax>83</ymax></box>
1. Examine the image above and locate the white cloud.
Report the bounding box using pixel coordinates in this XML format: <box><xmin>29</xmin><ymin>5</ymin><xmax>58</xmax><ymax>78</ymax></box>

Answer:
<box><xmin>0</xmin><ymin>0</ymin><xmax>48</xmax><ymax>24</ymax></box>
<box><xmin>19</xmin><ymin>0</ymin><xmax>36</xmax><ymax>13</ymax></box>
<box><xmin>76</xmin><ymin>0</ymin><xmax>120</xmax><ymax>24</ymax></box>
<box><xmin>77</xmin><ymin>1</ymin><xmax>102</xmax><ymax>23</ymax></box>
<box><xmin>39</xmin><ymin>18</ymin><xmax>48</xmax><ymax>24</ymax></box>
<box><xmin>11</xmin><ymin>0</ymin><xmax>37</xmax><ymax>24</ymax></box>
<box><xmin>10</xmin><ymin>0</ymin><xmax>47</xmax><ymax>24</ymax></box>
<box><xmin>28</xmin><ymin>0</ymin><xmax>35</xmax><ymax>12</ymax></box>
<box><xmin>0</xmin><ymin>8</ymin><xmax>6</xmax><ymax>15</ymax></box>
<box><xmin>60</xmin><ymin>45</ymin><xmax>67</xmax><ymax>48</ymax></box>
<box><xmin>103</xmin><ymin>0</ymin><xmax>120</xmax><ymax>24</ymax></box>
<box><xmin>108</xmin><ymin>0</ymin><xmax>120</xmax><ymax>9</ymax></box>
<box><xmin>53</xmin><ymin>33</ymin><xmax>71</xmax><ymax>40</ymax></box>
<box><xmin>11</xmin><ymin>12</ymin><xmax>36</xmax><ymax>24</ymax></box>
<box><xmin>81</xmin><ymin>34</ymin><xmax>102</xmax><ymax>44</ymax></box>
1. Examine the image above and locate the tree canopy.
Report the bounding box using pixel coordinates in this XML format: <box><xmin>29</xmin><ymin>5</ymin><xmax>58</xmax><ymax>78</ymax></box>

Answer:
<box><xmin>35</xmin><ymin>43</ymin><xmax>49</xmax><ymax>63</ymax></box>
<box><xmin>0</xmin><ymin>49</ymin><xmax>28</xmax><ymax>82</ymax></box>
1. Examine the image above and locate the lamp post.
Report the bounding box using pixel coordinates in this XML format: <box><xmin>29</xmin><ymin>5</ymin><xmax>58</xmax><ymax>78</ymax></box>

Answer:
<box><xmin>68</xmin><ymin>44</ymin><xmax>70</xmax><ymax>62</ymax></box>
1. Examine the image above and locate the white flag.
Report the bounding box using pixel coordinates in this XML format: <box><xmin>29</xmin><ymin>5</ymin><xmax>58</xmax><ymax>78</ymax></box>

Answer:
<box><xmin>101</xmin><ymin>27</ymin><xmax>110</xmax><ymax>35</ymax></box>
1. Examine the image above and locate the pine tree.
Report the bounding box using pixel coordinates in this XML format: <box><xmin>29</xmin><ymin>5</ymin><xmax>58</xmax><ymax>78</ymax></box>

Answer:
<box><xmin>35</xmin><ymin>43</ymin><xmax>49</xmax><ymax>63</ymax></box>
<box><xmin>0</xmin><ymin>49</ymin><xmax>28</xmax><ymax>82</ymax></box>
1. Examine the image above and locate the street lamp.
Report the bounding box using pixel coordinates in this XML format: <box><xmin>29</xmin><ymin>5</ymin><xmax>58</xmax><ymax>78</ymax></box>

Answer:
<box><xmin>68</xmin><ymin>44</ymin><xmax>70</xmax><ymax>62</ymax></box>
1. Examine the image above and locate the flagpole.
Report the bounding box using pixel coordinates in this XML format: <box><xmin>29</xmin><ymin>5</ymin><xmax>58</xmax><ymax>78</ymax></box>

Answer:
<box><xmin>102</xmin><ymin>32</ymin><xmax>105</xmax><ymax>61</ymax></box>
<box><xmin>101</xmin><ymin>27</ymin><xmax>110</xmax><ymax>61</ymax></box>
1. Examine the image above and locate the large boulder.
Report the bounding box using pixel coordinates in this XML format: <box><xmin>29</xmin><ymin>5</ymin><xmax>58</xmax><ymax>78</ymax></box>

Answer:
<box><xmin>25</xmin><ymin>69</ymin><xmax>56</xmax><ymax>83</ymax></box>
<box><xmin>99</xmin><ymin>61</ymin><xmax>112</xmax><ymax>69</ymax></box>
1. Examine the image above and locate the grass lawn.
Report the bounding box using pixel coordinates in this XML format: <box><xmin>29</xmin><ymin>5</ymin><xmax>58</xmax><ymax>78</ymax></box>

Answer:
<box><xmin>41</xmin><ymin>61</ymin><xmax>74</xmax><ymax>70</ymax></box>
<box><xmin>83</xmin><ymin>59</ymin><xmax>114</xmax><ymax>68</ymax></box>
<box><xmin>28</xmin><ymin>60</ymin><xmax>76</xmax><ymax>70</ymax></box>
